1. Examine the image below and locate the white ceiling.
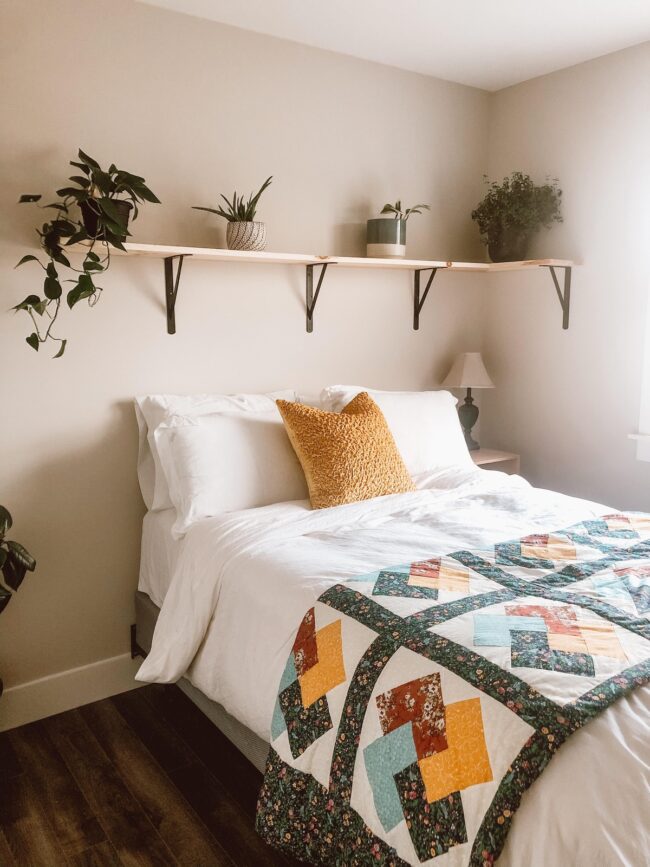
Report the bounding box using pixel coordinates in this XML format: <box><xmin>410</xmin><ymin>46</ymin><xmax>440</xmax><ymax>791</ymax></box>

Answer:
<box><xmin>138</xmin><ymin>0</ymin><xmax>650</xmax><ymax>90</ymax></box>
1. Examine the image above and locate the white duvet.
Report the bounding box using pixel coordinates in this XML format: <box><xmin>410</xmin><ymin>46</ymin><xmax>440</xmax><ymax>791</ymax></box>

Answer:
<box><xmin>137</xmin><ymin>468</ymin><xmax>650</xmax><ymax>866</ymax></box>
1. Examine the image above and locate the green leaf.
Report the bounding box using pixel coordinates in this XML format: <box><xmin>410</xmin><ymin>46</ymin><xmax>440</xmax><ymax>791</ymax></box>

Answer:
<box><xmin>70</xmin><ymin>160</ymin><xmax>91</xmax><ymax>175</ymax></box>
<box><xmin>2</xmin><ymin>549</ymin><xmax>27</xmax><ymax>591</ymax></box>
<box><xmin>77</xmin><ymin>148</ymin><xmax>101</xmax><ymax>169</ymax></box>
<box><xmin>52</xmin><ymin>250</ymin><xmax>71</xmax><ymax>268</ymax></box>
<box><xmin>44</xmin><ymin>276</ymin><xmax>62</xmax><ymax>300</ymax></box>
<box><xmin>67</xmin><ymin>273</ymin><xmax>95</xmax><ymax>308</ymax></box>
<box><xmin>33</xmin><ymin>299</ymin><xmax>48</xmax><ymax>316</ymax></box>
<box><xmin>68</xmin><ymin>175</ymin><xmax>90</xmax><ymax>187</ymax></box>
<box><xmin>53</xmin><ymin>340</ymin><xmax>67</xmax><ymax>359</ymax></box>
<box><xmin>19</xmin><ymin>194</ymin><xmax>41</xmax><ymax>203</ymax></box>
<box><xmin>86</xmin><ymin>251</ymin><xmax>101</xmax><ymax>262</ymax></box>
<box><xmin>104</xmin><ymin>233</ymin><xmax>127</xmax><ymax>252</ymax></box>
<box><xmin>83</xmin><ymin>260</ymin><xmax>104</xmax><ymax>272</ymax></box>
<box><xmin>0</xmin><ymin>583</ymin><xmax>10</xmax><ymax>615</ymax></box>
<box><xmin>97</xmin><ymin>197</ymin><xmax>127</xmax><ymax>227</ymax></box>
<box><xmin>192</xmin><ymin>206</ymin><xmax>221</xmax><ymax>215</ymax></box>
<box><xmin>13</xmin><ymin>294</ymin><xmax>41</xmax><ymax>312</ymax></box>
<box><xmin>6</xmin><ymin>541</ymin><xmax>36</xmax><ymax>573</ymax></box>
<box><xmin>0</xmin><ymin>507</ymin><xmax>12</xmax><ymax>536</ymax></box>
<box><xmin>55</xmin><ymin>187</ymin><xmax>84</xmax><ymax>200</ymax></box>
<box><xmin>26</xmin><ymin>333</ymin><xmax>39</xmax><ymax>351</ymax></box>
<box><xmin>135</xmin><ymin>185</ymin><xmax>160</xmax><ymax>204</ymax></box>
<box><xmin>15</xmin><ymin>254</ymin><xmax>40</xmax><ymax>268</ymax></box>
<box><xmin>65</xmin><ymin>230</ymin><xmax>90</xmax><ymax>247</ymax></box>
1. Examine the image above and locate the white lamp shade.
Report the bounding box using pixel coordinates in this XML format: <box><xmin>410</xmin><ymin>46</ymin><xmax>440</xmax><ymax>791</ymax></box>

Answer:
<box><xmin>442</xmin><ymin>352</ymin><xmax>494</xmax><ymax>389</ymax></box>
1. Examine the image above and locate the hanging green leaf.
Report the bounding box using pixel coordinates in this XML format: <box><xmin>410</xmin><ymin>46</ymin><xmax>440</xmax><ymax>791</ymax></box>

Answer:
<box><xmin>44</xmin><ymin>276</ymin><xmax>62</xmax><ymax>300</ymax></box>
<box><xmin>15</xmin><ymin>254</ymin><xmax>40</xmax><ymax>268</ymax></box>
<box><xmin>0</xmin><ymin>507</ymin><xmax>12</xmax><ymax>536</ymax></box>
<box><xmin>19</xmin><ymin>194</ymin><xmax>42</xmax><ymax>203</ymax></box>
<box><xmin>53</xmin><ymin>340</ymin><xmax>67</xmax><ymax>358</ymax></box>
<box><xmin>26</xmin><ymin>333</ymin><xmax>39</xmax><ymax>351</ymax></box>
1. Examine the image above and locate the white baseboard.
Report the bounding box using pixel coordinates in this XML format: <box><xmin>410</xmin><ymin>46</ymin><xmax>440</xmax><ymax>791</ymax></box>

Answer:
<box><xmin>0</xmin><ymin>652</ymin><xmax>145</xmax><ymax>732</ymax></box>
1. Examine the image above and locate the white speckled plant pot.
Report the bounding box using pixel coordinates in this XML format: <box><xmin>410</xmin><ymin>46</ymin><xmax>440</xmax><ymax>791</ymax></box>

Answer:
<box><xmin>226</xmin><ymin>221</ymin><xmax>267</xmax><ymax>251</ymax></box>
<box><xmin>366</xmin><ymin>218</ymin><xmax>406</xmax><ymax>258</ymax></box>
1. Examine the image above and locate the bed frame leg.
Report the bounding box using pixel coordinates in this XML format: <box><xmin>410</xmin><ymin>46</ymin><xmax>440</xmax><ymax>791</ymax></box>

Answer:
<box><xmin>130</xmin><ymin>623</ymin><xmax>145</xmax><ymax>659</ymax></box>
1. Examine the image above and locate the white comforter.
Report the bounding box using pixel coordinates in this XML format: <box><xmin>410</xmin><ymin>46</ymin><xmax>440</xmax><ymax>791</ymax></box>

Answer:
<box><xmin>137</xmin><ymin>468</ymin><xmax>650</xmax><ymax>866</ymax></box>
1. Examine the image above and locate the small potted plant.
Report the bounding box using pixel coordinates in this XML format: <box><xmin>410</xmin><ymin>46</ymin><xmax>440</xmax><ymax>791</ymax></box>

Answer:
<box><xmin>15</xmin><ymin>149</ymin><xmax>159</xmax><ymax>357</ymax></box>
<box><xmin>366</xmin><ymin>201</ymin><xmax>430</xmax><ymax>259</ymax></box>
<box><xmin>193</xmin><ymin>176</ymin><xmax>273</xmax><ymax>251</ymax></box>
<box><xmin>0</xmin><ymin>505</ymin><xmax>37</xmax><ymax>696</ymax></box>
<box><xmin>471</xmin><ymin>171</ymin><xmax>562</xmax><ymax>262</ymax></box>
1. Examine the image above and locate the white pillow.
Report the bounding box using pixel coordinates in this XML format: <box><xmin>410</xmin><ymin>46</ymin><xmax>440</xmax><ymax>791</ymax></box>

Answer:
<box><xmin>155</xmin><ymin>409</ymin><xmax>309</xmax><ymax>537</ymax></box>
<box><xmin>134</xmin><ymin>390</ymin><xmax>296</xmax><ymax>510</ymax></box>
<box><xmin>320</xmin><ymin>386</ymin><xmax>472</xmax><ymax>475</ymax></box>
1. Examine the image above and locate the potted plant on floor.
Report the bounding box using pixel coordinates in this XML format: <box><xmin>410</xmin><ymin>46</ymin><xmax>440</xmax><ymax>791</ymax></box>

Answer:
<box><xmin>366</xmin><ymin>200</ymin><xmax>430</xmax><ymax>259</ymax></box>
<box><xmin>471</xmin><ymin>171</ymin><xmax>562</xmax><ymax>262</ymax></box>
<box><xmin>15</xmin><ymin>149</ymin><xmax>160</xmax><ymax>357</ymax></box>
<box><xmin>0</xmin><ymin>506</ymin><xmax>36</xmax><ymax>696</ymax></box>
<box><xmin>192</xmin><ymin>176</ymin><xmax>273</xmax><ymax>251</ymax></box>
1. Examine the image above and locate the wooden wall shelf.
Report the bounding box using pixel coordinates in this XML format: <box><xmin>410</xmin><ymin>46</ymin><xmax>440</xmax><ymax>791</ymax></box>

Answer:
<box><xmin>69</xmin><ymin>243</ymin><xmax>575</xmax><ymax>333</ymax></box>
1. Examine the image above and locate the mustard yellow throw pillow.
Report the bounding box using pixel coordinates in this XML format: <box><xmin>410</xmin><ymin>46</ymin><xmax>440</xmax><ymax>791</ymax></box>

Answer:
<box><xmin>276</xmin><ymin>392</ymin><xmax>415</xmax><ymax>509</ymax></box>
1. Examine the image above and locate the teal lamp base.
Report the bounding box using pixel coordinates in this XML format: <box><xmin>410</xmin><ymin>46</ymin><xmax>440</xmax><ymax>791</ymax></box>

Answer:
<box><xmin>458</xmin><ymin>388</ymin><xmax>480</xmax><ymax>451</ymax></box>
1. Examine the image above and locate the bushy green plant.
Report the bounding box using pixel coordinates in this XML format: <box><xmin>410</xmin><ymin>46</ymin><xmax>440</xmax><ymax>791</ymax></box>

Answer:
<box><xmin>15</xmin><ymin>149</ymin><xmax>159</xmax><ymax>357</ymax></box>
<box><xmin>193</xmin><ymin>176</ymin><xmax>273</xmax><ymax>223</ymax></box>
<box><xmin>471</xmin><ymin>171</ymin><xmax>562</xmax><ymax>244</ymax></box>
<box><xmin>0</xmin><ymin>506</ymin><xmax>36</xmax><ymax>696</ymax></box>
<box><xmin>0</xmin><ymin>506</ymin><xmax>36</xmax><ymax>616</ymax></box>
<box><xmin>380</xmin><ymin>200</ymin><xmax>430</xmax><ymax>221</ymax></box>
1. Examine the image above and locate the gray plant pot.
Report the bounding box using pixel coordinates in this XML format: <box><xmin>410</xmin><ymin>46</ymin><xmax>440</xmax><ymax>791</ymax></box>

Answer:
<box><xmin>226</xmin><ymin>221</ymin><xmax>267</xmax><ymax>251</ymax></box>
<box><xmin>366</xmin><ymin>218</ymin><xmax>406</xmax><ymax>258</ymax></box>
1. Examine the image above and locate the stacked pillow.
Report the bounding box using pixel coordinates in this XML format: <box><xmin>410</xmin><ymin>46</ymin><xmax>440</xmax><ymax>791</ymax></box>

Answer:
<box><xmin>135</xmin><ymin>385</ymin><xmax>473</xmax><ymax>535</ymax></box>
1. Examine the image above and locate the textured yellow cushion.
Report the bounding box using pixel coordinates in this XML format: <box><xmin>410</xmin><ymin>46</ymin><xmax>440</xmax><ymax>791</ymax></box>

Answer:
<box><xmin>276</xmin><ymin>392</ymin><xmax>415</xmax><ymax>509</ymax></box>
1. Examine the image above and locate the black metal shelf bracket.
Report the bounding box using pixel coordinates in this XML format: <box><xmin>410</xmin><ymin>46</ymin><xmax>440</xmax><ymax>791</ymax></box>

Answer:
<box><xmin>164</xmin><ymin>254</ymin><xmax>188</xmax><ymax>335</ymax></box>
<box><xmin>413</xmin><ymin>267</ymin><xmax>438</xmax><ymax>330</ymax></box>
<box><xmin>547</xmin><ymin>265</ymin><xmax>572</xmax><ymax>330</ymax></box>
<box><xmin>305</xmin><ymin>263</ymin><xmax>329</xmax><ymax>333</ymax></box>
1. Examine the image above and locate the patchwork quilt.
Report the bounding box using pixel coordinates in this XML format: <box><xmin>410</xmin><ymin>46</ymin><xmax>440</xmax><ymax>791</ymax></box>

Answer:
<box><xmin>256</xmin><ymin>512</ymin><xmax>650</xmax><ymax>866</ymax></box>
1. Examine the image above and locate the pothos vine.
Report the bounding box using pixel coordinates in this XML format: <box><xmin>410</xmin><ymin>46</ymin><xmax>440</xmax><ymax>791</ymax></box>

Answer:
<box><xmin>15</xmin><ymin>149</ymin><xmax>159</xmax><ymax>357</ymax></box>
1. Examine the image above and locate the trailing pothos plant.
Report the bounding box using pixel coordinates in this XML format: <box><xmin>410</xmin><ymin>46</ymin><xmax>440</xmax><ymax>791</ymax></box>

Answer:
<box><xmin>15</xmin><ymin>149</ymin><xmax>160</xmax><ymax>357</ymax></box>
<box><xmin>0</xmin><ymin>506</ymin><xmax>36</xmax><ymax>697</ymax></box>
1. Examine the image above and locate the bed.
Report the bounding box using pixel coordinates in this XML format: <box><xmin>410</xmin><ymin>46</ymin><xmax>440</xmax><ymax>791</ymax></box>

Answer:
<box><xmin>133</xmin><ymin>390</ymin><xmax>650</xmax><ymax>866</ymax></box>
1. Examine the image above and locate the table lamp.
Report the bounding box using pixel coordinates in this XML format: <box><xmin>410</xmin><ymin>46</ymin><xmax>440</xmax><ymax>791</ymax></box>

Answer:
<box><xmin>442</xmin><ymin>352</ymin><xmax>494</xmax><ymax>450</ymax></box>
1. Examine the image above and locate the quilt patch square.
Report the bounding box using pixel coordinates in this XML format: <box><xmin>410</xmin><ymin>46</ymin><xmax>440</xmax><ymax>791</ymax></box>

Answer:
<box><xmin>375</xmin><ymin>673</ymin><xmax>447</xmax><ymax>760</ymax></box>
<box><xmin>578</xmin><ymin>622</ymin><xmax>626</xmax><ymax>660</ymax></box>
<box><xmin>520</xmin><ymin>533</ymin><xmax>576</xmax><ymax>562</ymax></box>
<box><xmin>409</xmin><ymin>559</ymin><xmax>470</xmax><ymax>593</ymax></box>
<box><xmin>395</xmin><ymin>762</ymin><xmax>468</xmax><ymax>861</ymax></box>
<box><xmin>299</xmin><ymin>619</ymin><xmax>346</xmax><ymax>707</ymax></box>
<box><xmin>278</xmin><ymin>679</ymin><xmax>333</xmax><ymax>759</ymax></box>
<box><xmin>363</xmin><ymin>722</ymin><xmax>418</xmax><ymax>832</ymax></box>
<box><xmin>418</xmin><ymin>698</ymin><xmax>493</xmax><ymax>804</ymax></box>
<box><xmin>293</xmin><ymin>608</ymin><xmax>319</xmax><ymax>676</ymax></box>
<box><xmin>373</xmin><ymin>569</ymin><xmax>438</xmax><ymax>600</ymax></box>
<box><xmin>615</xmin><ymin>565</ymin><xmax>650</xmax><ymax>614</ymax></box>
<box><xmin>510</xmin><ymin>629</ymin><xmax>595</xmax><ymax>676</ymax></box>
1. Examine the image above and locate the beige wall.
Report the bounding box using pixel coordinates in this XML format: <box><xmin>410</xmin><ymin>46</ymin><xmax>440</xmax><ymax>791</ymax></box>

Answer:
<box><xmin>481</xmin><ymin>43</ymin><xmax>650</xmax><ymax>510</ymax></box>
<box><xmin>0</xmin><ymin>0</ymin><xmax>489</xmax><ymax>693</ymax></box>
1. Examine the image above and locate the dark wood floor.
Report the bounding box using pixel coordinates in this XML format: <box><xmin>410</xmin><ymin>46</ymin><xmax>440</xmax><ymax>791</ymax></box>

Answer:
<box><xmin>0</xmin><ymin>684</ymin><xmax>304</xmax><ymax>866</ymax></box>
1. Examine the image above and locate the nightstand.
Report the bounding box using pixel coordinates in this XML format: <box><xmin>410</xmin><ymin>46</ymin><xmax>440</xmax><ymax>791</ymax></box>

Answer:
<box><xmin>472</xmin><ymin>449</ymin><xmax>520</xmax><ymax>474</ymax></box>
